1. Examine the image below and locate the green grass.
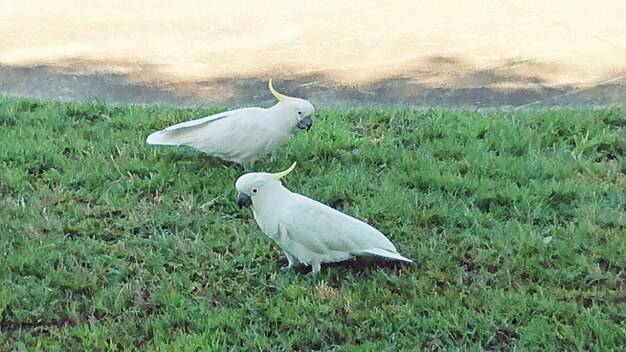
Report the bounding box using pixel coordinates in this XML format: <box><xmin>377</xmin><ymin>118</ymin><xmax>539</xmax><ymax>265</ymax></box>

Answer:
<box><xmin>1</xmin><ymin>96</ymin><xmax>625</xmax><ymax>351</ymax></box>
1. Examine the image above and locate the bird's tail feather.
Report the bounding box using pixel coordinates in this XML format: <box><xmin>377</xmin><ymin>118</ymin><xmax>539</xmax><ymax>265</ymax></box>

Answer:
<box><xmin>361</xmin><ymin>248</ymin><xmax>413</xmax><ymax>263</ymax></box>
<box><xmin>146</xmin><ymin>131</ymin><xmax>180</xmax><ymax>146</ymax></box>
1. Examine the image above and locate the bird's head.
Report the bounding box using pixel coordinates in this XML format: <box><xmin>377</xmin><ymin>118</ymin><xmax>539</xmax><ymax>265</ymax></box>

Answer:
<box><xmin>269</xmin><ymin>80</ymin><xmax>314</xmax><ymax>131</ymax></box>
<box><xmin>235</xmin><ymin>162</ymin><xmax>296</xmax><ymax>208</ymax></box>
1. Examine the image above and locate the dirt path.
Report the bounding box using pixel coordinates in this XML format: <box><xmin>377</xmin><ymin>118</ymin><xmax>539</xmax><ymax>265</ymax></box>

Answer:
<box><xmin>1</xmin><ymin>0</ymin><xmax>625</xmax><ymax>107</ymax></box>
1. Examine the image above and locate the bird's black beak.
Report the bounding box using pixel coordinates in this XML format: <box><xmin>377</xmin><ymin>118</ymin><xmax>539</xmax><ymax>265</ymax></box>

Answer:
<box><xmin>237</xmin><ymin>192</ymin><xmax>253</xmax><ymax>209</ymax></box>
<box><xmin>297</xmin><ymin>115</ymin><xmax>313</xmax><ymax>131</ymax></box>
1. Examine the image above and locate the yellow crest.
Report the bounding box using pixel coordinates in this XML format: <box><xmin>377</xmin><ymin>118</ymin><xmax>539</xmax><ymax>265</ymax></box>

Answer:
<box><xmin>273</xmin><ymin>162</ymin><xmax>297</xmax><ymax>180</ymax></box>
<box><xmin>269</xmin><ymin>79</ymin><xmax>288</xmax><ymax>103</ymax></box>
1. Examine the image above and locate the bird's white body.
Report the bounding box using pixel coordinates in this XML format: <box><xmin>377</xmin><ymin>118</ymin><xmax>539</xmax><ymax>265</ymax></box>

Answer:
<box><xmin>235</xmin><ymin>164</ymin><xmax>412</xmax><ymax>275</ymax></box>
<box><xmin>146</xmin><ymin>81</ymin><xmax>314</xmax><ymax>169</ymax></box>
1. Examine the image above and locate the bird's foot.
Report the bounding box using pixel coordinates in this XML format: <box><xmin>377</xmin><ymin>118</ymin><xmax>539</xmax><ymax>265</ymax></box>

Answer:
<box><xmin>305</xmin><ymin>263</ymin><xmax>321</xmax><ymax>279</ymax></box>
<box><xmin>305</xmin><ymin>270</ymin><xmax>319</xmax><ymax>279</ymax></box>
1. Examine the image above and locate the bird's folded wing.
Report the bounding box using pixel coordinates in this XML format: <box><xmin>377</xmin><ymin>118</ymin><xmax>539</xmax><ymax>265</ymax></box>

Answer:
<box><xmin>164</xmin><ymin>113</ymin><xmax>229</xmax><ymax>131</ymax></box>
<box><xmin>280</xmin><ymin>194</ymin><xmax>398</xmax><ymax>255</ymax></box>
<box><xmin>146</xmin><ymin>113</ymin><xmax>229</xmax><ymax>145</ymax></box>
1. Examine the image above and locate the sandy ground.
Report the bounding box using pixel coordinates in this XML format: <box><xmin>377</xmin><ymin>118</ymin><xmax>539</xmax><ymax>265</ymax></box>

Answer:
<box><xmin>1</xmin><ymin>0</ymin><xmax>625</xmax><ymax>107</ymax></box>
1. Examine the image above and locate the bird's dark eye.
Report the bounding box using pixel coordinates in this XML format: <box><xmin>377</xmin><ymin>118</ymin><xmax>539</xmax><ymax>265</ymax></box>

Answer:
<box><xmin>297</xmin><ymin>111</ymin><xmax>302</xmax><ymax>115</ymax></box>
<box><xmin>251</xmin><ymin>188</ymin><xmax>258</xmax><ymax>194</ymax></box>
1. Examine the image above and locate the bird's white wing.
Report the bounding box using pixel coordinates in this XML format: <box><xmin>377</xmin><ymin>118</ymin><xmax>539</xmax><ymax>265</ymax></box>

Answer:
<box><xmin>163</xmin><ymin>112</ymin><xmax>229</xmax><ymax>131</ymax></box>
<box><xmin>146</xmin><ymin>112</ymin><xmax>228</xmax><ymax>145</ymax></box>
<box><xmin>146</xmin><ymin>107</ymin><xmax>265</xmax><ymax>147</ymax></box>
<box><xmin>278</xmin><ymin>193</ymin><xmax>409</xmax><ymax>261</ymax></box>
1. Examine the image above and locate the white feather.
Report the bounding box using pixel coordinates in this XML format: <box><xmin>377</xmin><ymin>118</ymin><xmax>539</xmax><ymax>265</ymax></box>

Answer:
<box><xmin>359</xmin><ymin>248</ymin><xmax>413</xmax><ymax>263</ymax></box>
<box><xmin>164</xmin><ymin>112</ymin><xmax>229</xmax><ymax>131</ymax></box>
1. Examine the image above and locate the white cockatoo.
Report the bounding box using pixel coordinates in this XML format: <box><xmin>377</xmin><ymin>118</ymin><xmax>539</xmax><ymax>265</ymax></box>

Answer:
<box><xmin>235</xmin><ymin>162</ymin><xmax>413</xmax><ymax>276</ymax></box>
<box><xmin>146</xmin><ymin>80</ymin><xmax>314</xmax><ymax>169</ymax></box>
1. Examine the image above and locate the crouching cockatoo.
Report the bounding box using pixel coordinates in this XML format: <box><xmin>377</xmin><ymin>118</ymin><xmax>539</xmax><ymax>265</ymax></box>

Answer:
<box><xmin>235</xmin><ymin>162</ymin><xmax>413</xmax><ymax>276</ymax></box>
<box><xmin>146</xmin><ymin>80</ymin><xmax>314</xmax><ymax>169</ymax></box>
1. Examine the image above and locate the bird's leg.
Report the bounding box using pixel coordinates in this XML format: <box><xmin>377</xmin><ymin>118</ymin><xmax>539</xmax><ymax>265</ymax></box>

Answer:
<box><xmin>305</xmin><ymin>261</ymin><xmax>321</xmax><ymax>278</ymax></box>
<box><xmin>281</xmin><ymin>252</ymin><xmax>299</xmax><ymax>272</ymax></box>
<box><xmin>269</xmin><ymin>152</ymin><xmax>276</xmax><ymax>163</ymax></box>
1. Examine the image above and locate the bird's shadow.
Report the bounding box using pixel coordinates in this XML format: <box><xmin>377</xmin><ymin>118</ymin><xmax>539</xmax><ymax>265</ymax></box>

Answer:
<box><xmin>283</xmin><ymin>256</ymin><xmax>416</xmax><ymax>279</ymax></box>
<box><xmin>162</xmin><ymin>149</ymin><xmax>243</xmax><ymax>171</ymax></box>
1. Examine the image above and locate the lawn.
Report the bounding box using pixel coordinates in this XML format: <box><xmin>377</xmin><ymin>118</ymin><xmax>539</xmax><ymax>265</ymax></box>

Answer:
<box><xmin>1</xmin><ymin>97</ymin><xmax>625</xmax><ymax>351</ymax></box>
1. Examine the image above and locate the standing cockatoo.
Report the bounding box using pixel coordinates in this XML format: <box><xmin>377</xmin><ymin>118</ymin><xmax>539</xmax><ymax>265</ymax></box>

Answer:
<box><xmin>146</xmin><ymin>80</ymin><xmax>314</xmax><ymax>169</ymax></box>
<box><xmin>235</xmin><ymin>162</ymin><xmax>413</xmax><ymax>276</ymax></box>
